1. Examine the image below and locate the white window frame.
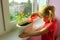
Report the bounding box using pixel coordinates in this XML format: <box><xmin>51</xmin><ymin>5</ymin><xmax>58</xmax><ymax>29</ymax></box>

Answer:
<box><xmin>1</xmin><ymin>0</ymin><xmax>49</xmax><ymax>31</ymax></box>
<box><xmin>0</xmin><ymin>0</ymin><xmax>5</xmax><ymax>35</ymax></box>
<box><xmin>2</xmin><ymin>0</ymin><xmax>16</xmax><ymax>31</ymax></box>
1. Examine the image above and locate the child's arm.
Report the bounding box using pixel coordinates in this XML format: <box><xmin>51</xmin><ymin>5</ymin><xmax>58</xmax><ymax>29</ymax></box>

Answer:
<box><xmin>28</xmin><ymin>22</ymin><xmax>52</xmax><ymax>35</ymax></box>
<box><xmin>19</xmin><ymin>22</ymin><xmax>53</xmax><ymax>38</ymax></box>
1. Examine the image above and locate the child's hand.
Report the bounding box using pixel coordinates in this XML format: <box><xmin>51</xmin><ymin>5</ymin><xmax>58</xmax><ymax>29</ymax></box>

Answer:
<box><xmin>19</xmin><ymin>32</ymin><xmax>28</xmax><ymax>38</ymax></box>
<box><xmin>19</xmin><ymin>30</ymin><xmax>41</xmax><ymax>38</ymax></box>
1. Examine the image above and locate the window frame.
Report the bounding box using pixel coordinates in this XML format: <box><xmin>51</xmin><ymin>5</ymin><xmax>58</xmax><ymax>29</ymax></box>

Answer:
<box><xmin>2</xmin><ymin>0</ymin><xmax>17</xmax><ymax>31</ymax></box>
<box><xmin>0</xmin><ymin>0</ymin><xmax>5</xmax><ymax>35</ymax></box>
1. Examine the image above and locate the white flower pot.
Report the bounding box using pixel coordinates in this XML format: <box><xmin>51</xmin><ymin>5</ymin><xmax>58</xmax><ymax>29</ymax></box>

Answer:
<box><xmin>16</xmin><ymin>23</ymin><xmax>33</xmax><ymax>40</ymax></box>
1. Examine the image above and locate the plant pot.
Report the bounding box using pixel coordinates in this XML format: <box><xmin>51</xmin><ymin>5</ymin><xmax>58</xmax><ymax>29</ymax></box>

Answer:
<box><xmin>17</xmin><ymin>22</ymin><xmax>33</xmax><ymax>34</ymax></box>
<box><xmin>16</xmin><ymin>23</ymin><xmax>33</xmax><ymax>40</ymax></box>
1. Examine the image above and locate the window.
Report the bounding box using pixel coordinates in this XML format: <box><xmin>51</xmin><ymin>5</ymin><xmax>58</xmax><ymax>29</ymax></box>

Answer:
<box><xmin>9</xmin><ymin>0</ymin><xmax>48</xmax><ymax>22</ymax></box>
<box><xmin>9</xmin><ymin>0</ymin><xmax>32</xmax><ymax>22</ymax></box>
<box><xmin>32</xmin><ymin>0</ymin><xmax>48</xmax><ymax>12</ymax></box>
<box><xmin>1</xmin><ymin>0</ymin><xmax>48</xmax><ymax>31</ymax></box>
<box><xmin>38</xmin><ymin>0</ymin><xmax>48</xmax><ymax>10</ymax></box>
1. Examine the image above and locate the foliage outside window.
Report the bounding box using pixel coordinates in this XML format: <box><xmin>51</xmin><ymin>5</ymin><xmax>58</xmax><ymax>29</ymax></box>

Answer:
<box><xmin>9</xmin><ymin>0</ymin><xmax>47</xmax><ymax>23</ymax></box>
<box><xmin>9</xmin><ymin>0</ymin><xmax>32</xmax><ymax>22</ymax></box>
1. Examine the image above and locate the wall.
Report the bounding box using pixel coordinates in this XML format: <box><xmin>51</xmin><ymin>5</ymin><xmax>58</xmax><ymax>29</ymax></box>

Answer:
<box><xmin>49</xmin><ymin>0</ymin><xmax>60</xmax><ymax>36</ymax></box>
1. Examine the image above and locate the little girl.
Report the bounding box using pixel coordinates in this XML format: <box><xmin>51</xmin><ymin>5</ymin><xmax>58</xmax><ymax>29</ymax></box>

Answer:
<box><xmin>19</xmin><ymin>5</ymin><xmax>57</xmax><ymax>40</ymax></box>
